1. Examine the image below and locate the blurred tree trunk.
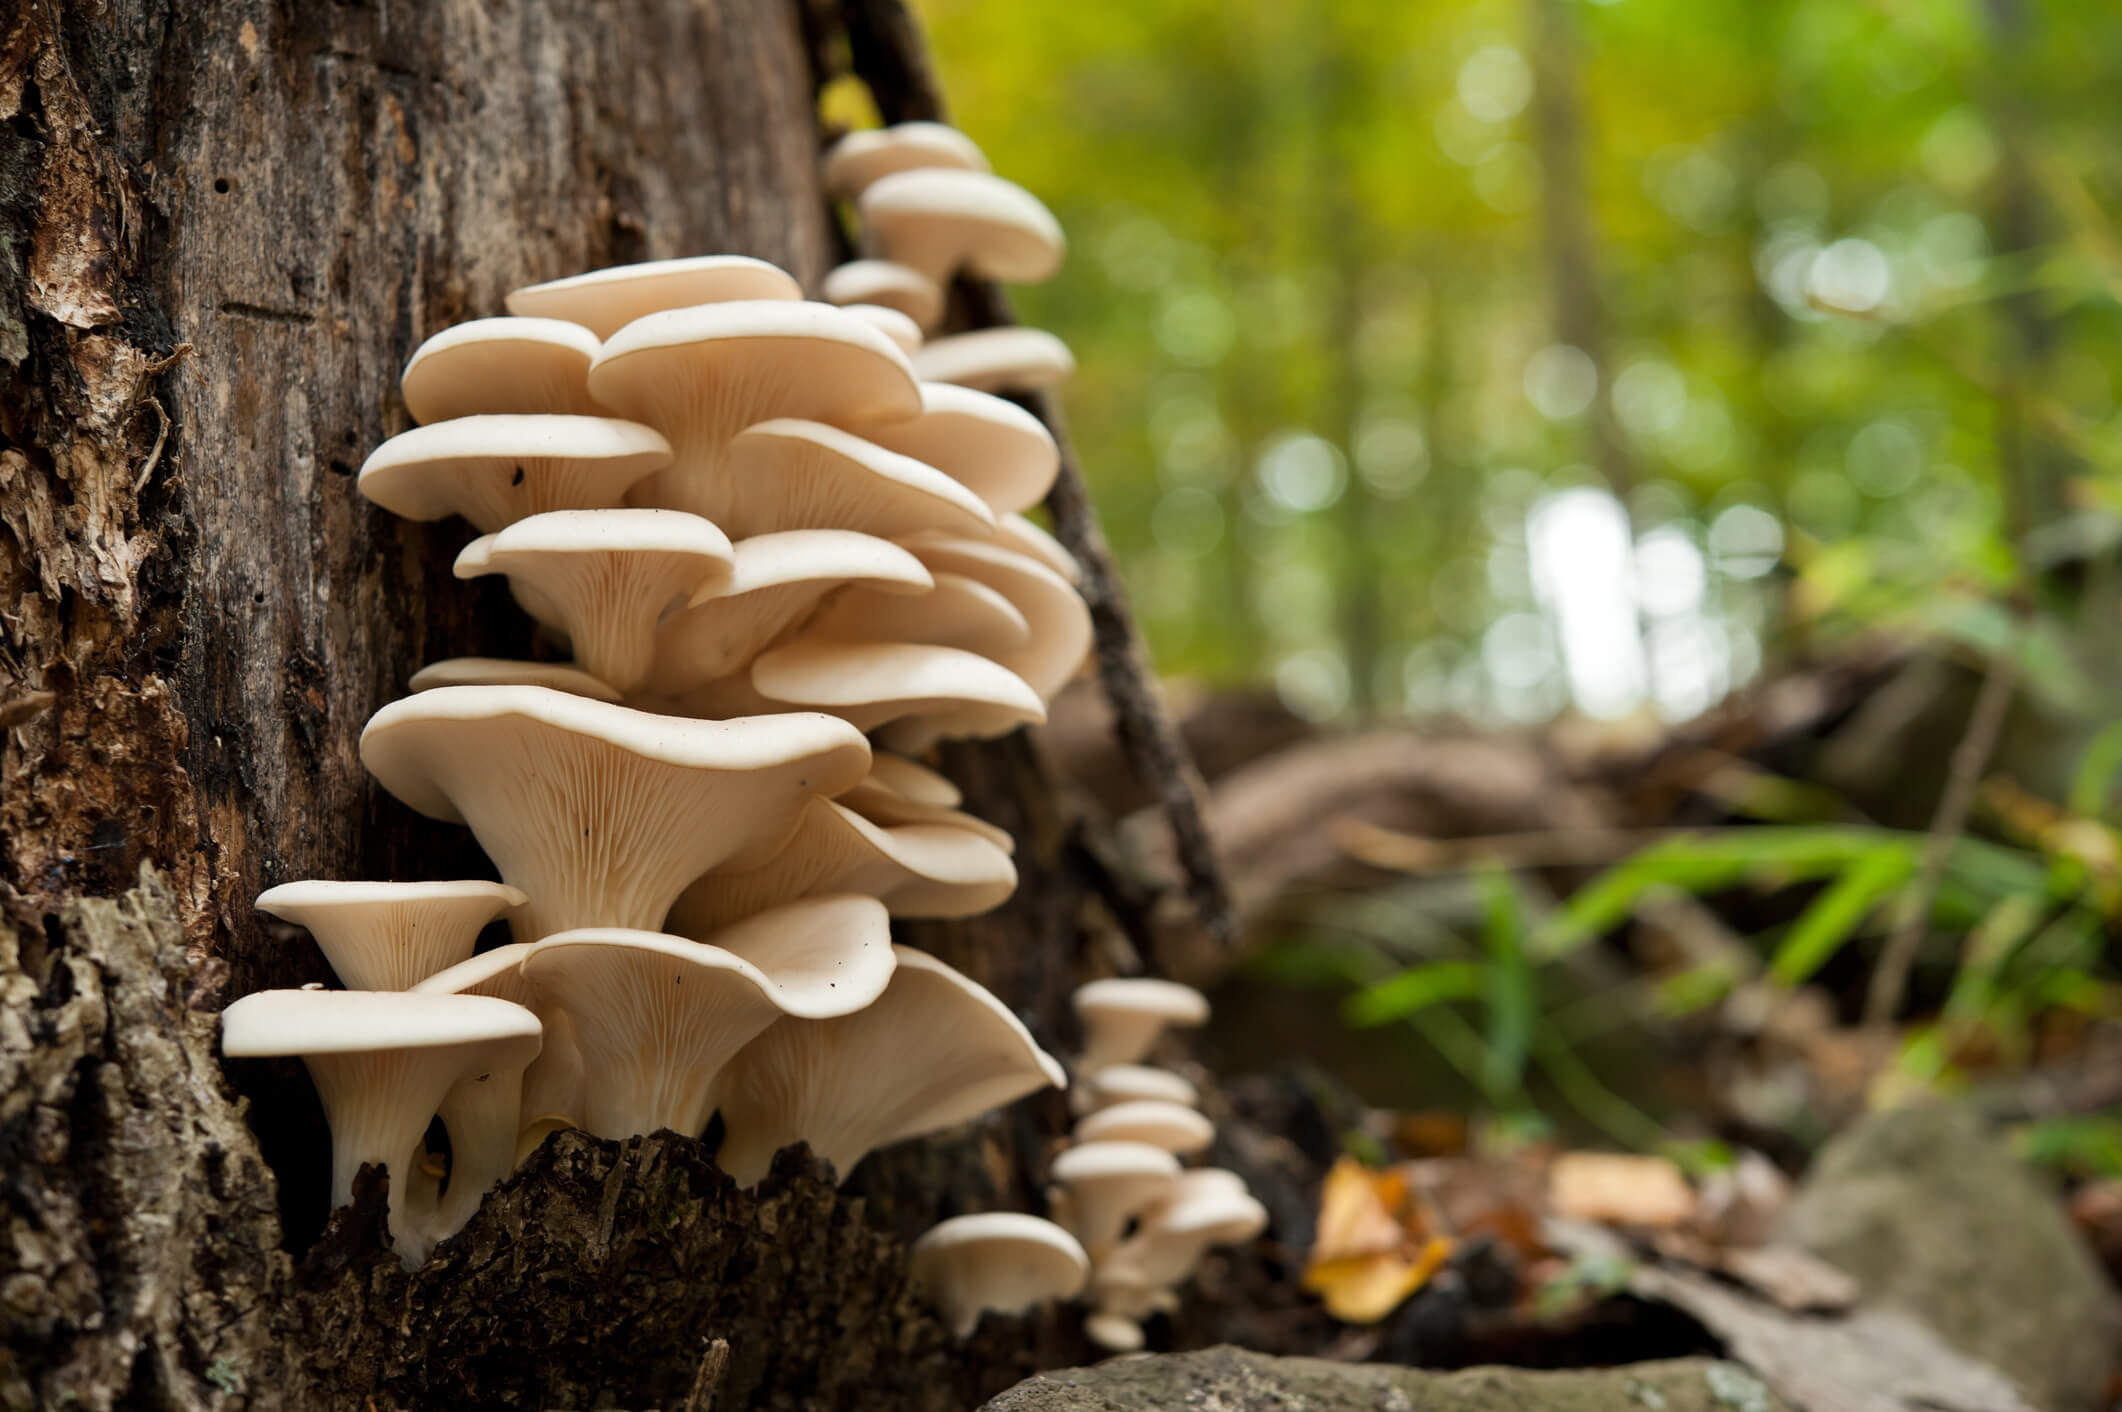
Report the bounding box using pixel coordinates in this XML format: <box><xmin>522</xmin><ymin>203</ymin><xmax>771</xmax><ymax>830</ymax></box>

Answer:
<box><xmin>0</xmin><ymin>2</ymin><xmax>1194</xmax><ymax>1406</ymax></box>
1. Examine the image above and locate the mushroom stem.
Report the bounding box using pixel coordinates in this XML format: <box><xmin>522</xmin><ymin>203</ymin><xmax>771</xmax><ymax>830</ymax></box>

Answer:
<box><xmin>308</xmin><ymin>1049</ymin><xmax>465</xmax><ymax>1266</ymax></box>
<box><xmin>429</xmin><ymin>1064</ymin><xmax>529</xmax><ymax>1244</ymax></box>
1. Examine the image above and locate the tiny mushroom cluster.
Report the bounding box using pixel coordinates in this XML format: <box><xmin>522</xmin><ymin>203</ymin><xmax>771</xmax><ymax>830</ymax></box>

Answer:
<box><xmin>226</xmin><ymin>119</ymin><xmax>1099</xmax><ymax>1274</ymax></box>
<box><xmin>1051</xmin><ymin>979</ymin><xmax>1267</xmax><ymax>1352</ymax></box>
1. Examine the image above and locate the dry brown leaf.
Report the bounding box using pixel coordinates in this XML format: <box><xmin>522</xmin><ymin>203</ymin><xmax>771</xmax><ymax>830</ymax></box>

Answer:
<box><xmin>1548</xmin><ymin>1151</ymin><xmax>1697</xmax><ymax>1229</ymax></box>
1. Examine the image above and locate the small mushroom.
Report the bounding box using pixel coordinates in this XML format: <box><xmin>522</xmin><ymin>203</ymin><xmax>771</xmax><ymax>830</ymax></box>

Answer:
<box><xmin>857</xmin><ymin>168</ymin><xmax>1065</xmax><ymax>287</ymax></box>
<box><xmin>219</xmin><ymin>989</ymin><xmax>541</xmax><ymax>1265</ymax></box>
<box><xmin>804</xmin><ymin>571</ymin><xmax>1030</xmax><ymax>659</ymax></box>
<box><xmin>900</xmin><ymin>536</ymin><xmax>1092</xmax><ymax>702</ymax></box>
<box><xmin>911</xmin><ymin>328</ymin><xmax>1074</xmax><ymax>393</ymax></box>
<box><xmin>518</xmin><ymin>899</ymin><xmax>893</xmax><ymax>1139</ymax></box>
<box><xmin>638</xmin><ymin>530</ymin><xmax>933</xmax><ymax>698</ymax></box>
<box><xmin>712</xmin><ymin>945</ymin><xmax>1064</xmax><ymax>1185</ymax></box>
<box><xmin>652</xmin><ymin>418</ymin><xmax>993</xmax><ymax>540</ymax></box>
<box><xmin>995</xmin><ymin>513</ymin><xmax>1083</xmax><ymax>585</ymax></box>
<box><xmin>1078</xmin><ymin>1064</ymin><xmax>1199</xmax><ymax>1114</ymax></box>
<box><xmin>1048</xmin><ymin>1140</ymin><xmax>1180</xmax><ymax>1254</ymax></box>
<box><xmin>820</xmin><ymin>259</ymin><xmax>944</xmax><ymax>331</ymax></box>
<box><xmin>747</xmin><ymin>639</ymin><xmax>1044</xmax><ymax>737</ymax></box>
<box><xmin>506</xmin><ymin>255</ymin><xmax>802</xmax><ymax>339</ymax></box>
<box><xmin>1099</xmin><ymin>1181</ymin><xmax>1268</xmax><ymax>1294</ymax></box>
<box><xmin>839</xmin><ymin>303</ymin><xmax>924</xmax><ymax>356</ymax></box>
<box><xmin>838</xmin><ymin>774</ymin><xmax>1014</xmax><ymax>854</ymax></box>
<box><xmin>254</xmin><ymin>879</ymin><xmax>526</xmax><ymax>991</ymax></box>
<box><xmin>1073</xmin><ymin>1099</ymin><xmax>1214</xmax><ymax>1156</ymax></box>
<box><xmin>408</xmin><ymin>659</ymin><xmax>623</xmax><ymax>702</ymax></box>
<box><xmin>1073</xmin><ymin>978</ymin><xmax>1210</xmax><ymax>1073</ymax></box>
<box><xmin>588</xmin><ymin>301</ymin><xmax>922</xmax><ymax>510</ymax></box>
<box><xmin>1083</xmin><ymin>1309</ymin><xmax>1146</xmax><ymax>1353</ymax></box>
<box><xmin>357</xmin><ymin>415</ymin><xmax>673</xmax><ymax>533</ymax></box>
<box><xmin>400</xmin><ymin>318</ymin><xmax>602</xmax><ymax>423</ymax></box>
<box><xmin>910</xmin><ymin>1213</ymin><xmax>1089</xmax><ymax>1338</ymax></box>
<box><xmin>822</xmin><ymin>121</ymin><xmax>990</xmax><ymax>200</ymax></box>
<box><xmin>360</xmin><ymin>684</ymin><xmax>870</xmax><ymax>939</ymax></box>
<box><xmin>452</xmin><ymin>509</ymin><xmax>736</xmax><ymax>693</ymax></box>
<box><xmin>667</xmin><ymin>796</ymin><xmax>1015</xmax><ymax>935</ymax></box>
<box><xmin>849</xmin><ymin>382</ymin><xmax>1059</xmax><ymax>515</ymax></box>
<box><xmin>413</xmin><ymin>944</ymin><xmax>585</xmax><ymax>1165</ymax></box>
<box><xmin>863</xmin><ymin>752</ymin><xmax>962</xmax><ymax>806</ymax></box>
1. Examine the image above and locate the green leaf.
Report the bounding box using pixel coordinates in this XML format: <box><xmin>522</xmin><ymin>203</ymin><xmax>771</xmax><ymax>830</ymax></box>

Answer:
<box><xmin>1344</xmin><ymin>961</ymin><xmax>1485</xmax><ymax>1027</ymax></box>
<box><xmin>1478</xmin><ymin>868</ymin><xmax>1533</xmax><ymax>1102</ymax></box>
<box><xmin>2070</xmin><ymin>720</ymin><xmax>2122</xmax><ymax>820</ymax></box>
<box><xmin>1766</xmin><ymin>844</ymin><xmax>1915</xmax><ymax>988</ymax></box>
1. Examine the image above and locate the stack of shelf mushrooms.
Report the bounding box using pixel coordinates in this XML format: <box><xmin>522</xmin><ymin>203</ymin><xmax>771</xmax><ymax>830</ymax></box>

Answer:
<box><xmin>221</xmin><ymin>124</ymin><xmax>1115</xmax><ymax>1311</ymax></box>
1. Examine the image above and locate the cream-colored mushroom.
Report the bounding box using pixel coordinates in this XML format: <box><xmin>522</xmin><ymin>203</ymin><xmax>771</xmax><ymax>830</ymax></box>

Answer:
<box><xmin>408</xmin><ymin>659</ymin><xmax>622</xmax><ymax>703</ymax></box>
<box><xmin>822</xmin><ymin>121</ymin><xmax>990</xmax><ymax>200</ymax></box>
<box><xmin>1048</xmin><ymin>1140</ymin><xmax>1180</xmax><ymax>1254</ymax></box>
<box><xmin>506</xmin><ymin>255</ymin><xmax>802</xmax><ymax>339</ymax></box>
<box><xmin>820</xmin><ymin>259</ymin><xmax>944</xmax><ymax>331</ymax></box>
<box><xmin>1073</xmin><ymin>1099</ymin><xmax>1214</xmax><ymax>1156</ymax></box>
<box><xmin>413</xmin><ymin>944</ymin><xmax>585</xmax><ymax>1170</ymax></box>
<box><xmin>712</xmin><ymin>945</ymin><xmax>1064</xmax><ymax>1185</ymax></box>
<box><xmin>803</xmin><ymin>571</ymin><xmax>1030</xmax><ymax>659</ymax></box>
<box><xmin>858</xmin><ymin>169</ymin><xmax>1065</xmax><ymax>286</ymax></box>
<box><xmin>1099</xmin><ymin>1181</ymin><xmax>1268</xmax><ymax>1294</ymax></box>
<box><xmin>864</xmin><ymin>753</ymin><xmax>962</xmax><ymax>806</ymax></box>
<box><xmin>357</xmin><ymin>415</ymin><xmax>673</xmax><ymax>533</ymax></box>
<box><xmin>901</xmin><ymin>536</ymin><xmax>1091</xmax><ymax>701</ymax></box>
<box><xmin>995</xmin><ymin>513</ymin><xmax>1083</xmax><ymax>586</ymax></box>
<box><xmin>453</xmin><ymin>509</ymin><xmax>735</xmax><ymax>693</ymax></box>
<box><xmin>840</xmin><ymin>303</ymin><xmax>924</xmax><ymax>356</ymax></box>
<box><xmin>400</xmin><ymin>318</ymin><xmax>602</xmax><ymax>423</ymax></box>
<box><xmin>747</xmin><ymin>639</ymin><xmax>1044</xmax><ymax>737</ymax></box>
<box><xmin>911</xmin><ymin>1214</ymin><xmax>1088</xmax><ymax>1338</ymax></box>
<box><xmin>911</xmin><ymin>328</ymin><xmax>1074</xmax><ymax>393</ymax></box>
<box><xmin>360</xmin><ymin>685</ymin><xmax>870</xmax><ymax>939</ymax></box>
<box><xmin>837</xmin><ymin>774</ymin><xmax>1013</xmax><ymax>854</ymax></box>
<box><xmin>849</xmin><ymin>382</ymin><xmax>1059</xmax><ymax>515</ymax></box>
<box><xmin>1072</xmin><ymin>978</ymin><xmax>1210</xmax><ymax>1073</ymax></box>
<box><xmin>255</xmin><ymin>880</ymin><xmax>525</xmax><ymax>992</ymax></box>
<box><xmin>1077</xmin><ymin>1064</ymin><xmax>1199</xmax><ymax>1114</ymax></box>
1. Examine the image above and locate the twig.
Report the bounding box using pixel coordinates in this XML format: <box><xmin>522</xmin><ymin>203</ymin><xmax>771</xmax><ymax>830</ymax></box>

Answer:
<box><xmin>836</xmin><ymin>0</ymin><xmax>1238</xmax><ymax>954</ymax></box>
<box><xmin>682</xmin><ymin>1337</ymin><xmax>731</xmax><ymax>1412</ymax></box>
<box><xmin>1862</xmin><ymin>650</ymin><xmax>2017</xmax><ymax>1029</ymax></box>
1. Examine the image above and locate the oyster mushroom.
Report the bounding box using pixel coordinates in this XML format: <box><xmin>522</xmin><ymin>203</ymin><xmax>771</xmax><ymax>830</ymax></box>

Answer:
<box><xmin>400</xmin><ymin>318</ymin><xmax>602</xmax><ymax>422</ymax></box>
<box><xmin>911</xmin><ymin>1214</ymin><xmax>1088</xmax><ymax>1337</ymax></box>
<box><xmin>357</xmin><ymin>415</ymin><xmax>672</xmax><ymax>533</ymax></box>
<box><xmin>254</xmin><ymin>879</ymin><xmax>525</xmax><ymax>991</ymax></box>
<box><xmin>506</xmin><ymin>255</ymin><xmax>801</xmax><ymax>339</ymax></box>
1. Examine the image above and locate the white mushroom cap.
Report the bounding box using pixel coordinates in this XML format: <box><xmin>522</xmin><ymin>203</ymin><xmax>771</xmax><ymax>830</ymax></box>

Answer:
<box><xmin>453</xmin><ymin>510</ymin><xmax>736</xmax><ymax>693</ymax></box>
<box><xmin>864</xmin><ymin>752</ymin><xmax>962</xmax><ymax>806</ymax></box>
<box><xmin>1084</xmin><ymin>1311</ymin><xmax>1145</xmax><ymax>1352</ymax></box>
<box><xmin>255</xmin><ymin>880</ymin><xmax>526</xmax><ymax>991</ymax></box>
<box><xmin>1073</xmin><ymin>1100</ymin><xmax>1215</xmax><ymax>1156</ymax></box>
<box><xmin>820</xmin><ymin>260</ymin><xmax>944</xmax><ymax>331</ymax></box>
<box><xmin>748</xmin><ymin>639</ymin><xmax>1044</xmax><ymax>736</ymax></box>
<box><xmin>667</xmin><ymin>796</ymin><xmax>1015</xmax><ymax>935</ymax></box>
<box><xmin>840</xmin><ymin>303</ymin><xmax>924</xmax><ymax>356</ymax></box>
<box><xmin>849</xmin><ymin>383</ymin><xmax>1059</xmax><ymax>515</ymax></box>
<box><xmin>1080</xmin><ymin>1064</ymin><xmax>1200</xmax><ymax>1114</ymax></box>
<box><xmin>994</xmin><ymin>513</ymin><xmax>1083</xmax><ymax>585</ymax></box>
<box><xmin>1048</xmin><ymin>1140</ymin><xmax>1181</xmax><ymax>1253</ymax></box>
<box><xmin>900</xmin><ymin>536</ymin><xmax>1091</xmax><ymax>701</ymax></box>
<box><xmin>1102</xmin><ymin>1185</ymin><xmax>1268</xmax><ymax>1291</ymax></box>
<box><xmin>858</xmin><ymin>169</ymin><xmax>1065</xmax><ymax>286</ymax></box>
<box><xmin>220</xmin><ymin>989</ymin><xmax>541</xmax><ymax>1264</ymax></box>
<box><xmin>413</xmin><ymin>944</ymin><xmax>585</xmax><ymax>1167</ymax></box>
<box><xmin>401</xmin><ymin>318</ymin><xmax>602</xmax><ymax>423</ymax></box>
<box><xmin>822</xmin><ymin>121</ymin><xmax>990</xmax><ymax>199</ymax></box>
<box><xmin>837</xmin><ymin>776</ymin><xmax>1014</xmax><ymax>855</ymax></box>
<box><xmin>1073</xmin><ymin>978</ymin><xmax>1210</xmax><ymax>1072</ymax></box>
<box><xmin>506</xmin><ymin>255</ymin><xmax>802</xmax><ymax>339</ymax></box>
<box><xmin>408</xmin><ymin>659</ymin><xmax>623</xmax><ymax>703</ymax></box>
<box><xmin>647</xmin><ymin>418</ymin><xmax>993</xmax><ymax>541</ymax></box>
<box><xmin>589</xmin><ymin>301</ymin><xmax>922</xmax><ymax>510</ymax></box>
<box><xmin>638</xmin><ymin>530</ymin><xmax>933</xmax><ymax>697</ymax></box>
<box><xmin>910</xmin><ymin>1213</ymin><xmax>1089</xmax><ymax>1338</ymax></box>
<box><xmin>804</xmin><ymin>572</ymin><xmax>1030</xmax><ymax>659</ymax></box>
<box><xmin>357</xmin><ymin>415</ymin><xmax>673</xmax><ymax>533</ymax></box>
<box><xmin>519</xmin><ymin>907</ymin><xmax>893</xmax><ymax>1140</ymax></box>
<box><xmin>911</xmin><ymin>328</ymin><xmax>1074</xmax><ymax>393</ymax></box>
<box><xmin>360</xmin><ymin>685</ymin><xmax>870</xmax><ymax>940</ymax></box>
<box><xmin>712</xmin><ymin>945</ymin><xmax>1064</xmax><ymax>1185</ymax></box>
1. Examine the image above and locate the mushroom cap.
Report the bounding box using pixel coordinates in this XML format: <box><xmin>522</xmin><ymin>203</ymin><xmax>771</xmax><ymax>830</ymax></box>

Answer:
<box><xmin>408</xmin><ymin>658</ymin><xmax>623</xmax><ymax>703</ymax></box>
<box><xmin>518</xmin><ymin>923</ymin><xmax>886</xmax><ymax>1140</ymax></box>
<box><xmin>1048</xmin><ymin>1139</ymin><xmax>1183</xmax><ymax>1251</ymax></box>
<box><xmin>859</xmin><ymin>169</ymin><xmax>1065</xmax><ymax>286</ymax></box>
<box><xmin>221</xmin><ymin>987</ymin><xmax>542</xmax><ymax>1058</ymax></box>
<box><xmin>414</xmin><ymin>942</ymin><xmax>586</xmax><ymax>1143</ymax></box>
<box><xmin>1073</xmin><ymin>1099</ymin><xmax>1215</xmax><ymax>1156</ymax></box>
<box><xmin>1103</xmin><ymin>1185</ymin><xmax>1268</xmax><ymax>1291</ymax></box>
<box><xmin>1074</xmin><ymin>978</ymin><xmax>1210</xmax><ymax>1025</ymax></box>
<box><xmin>837</xmin><ymin>777</ymin><xmax>1014</xmax><ymax>855</ymax></box>
<box><xmin>453</xmin><ymin>510</ymin><xmax>736</xmax><ymax>694</ymax></box>
<box><xmin>641</xmin><ymin>530</ymin><xmax>932</xmax><ymax>696</ymax></box>
<box><xmin>850</xmin><ymin>383</ymin><xmax>1059</xmax><ymax>515</ymax></box>
<box><xmin>900</xmin><ymin>536</ymin><xmax>1091</xmax><ymax>701</ymax></box>
<box><xmin>401</xmin><ymin>318</ymin><xmax>602</xmax><ymax>423</ymax></box>
<box><xmin>864</xmin><ymin>752</ymin><xmax>962</xmax><ymax>806</ymax></box>
<box><xmin>1083</xmin><ymin>1065</ymin><xmax>1200</xmax><ymax>1113</ymax></box>
<box><xmin>653</xmin><ymin>418</ymin><xmax>994</xmax><ymax>541</ymax></box>
<box><xmin>840</xmin><ymin>303</ymin><xmax>924</xmax><ymax>356</ymax></box>
<box><xmin>711</xmin><ymin>944</ymin><xmax>1065</xmax><ymax>1185</ymax></box>
<box><xmin>994</xmin><ymin>513</ymin><xmax>1083</xmax><ymax>585</ymax></box>
<box><xmin>590</xmin><ymin>301</ymin><xmax>922</xmax><ymax>506</ymax></box>
<box><xmin>506</xmin><ymin>256</ymin><xmax>802</xmax><ymax>339</ymax></box>
<box><xmin>749</xmin><ymin>639</ymin><xmax>1044</xmax><ymax>736</ymax></box>
<box><xmin>910</xmin><ymin>1213</ymin><xmax>1089</xmax><ymax>1337</ymax></box>
<box><xmin>822</xmin><ymin>121</ymin><xmax>990</xmax><ymax>199</ymax></box>
<box><xmin>357</xmin><ymin>415</ymin><xmax>673</xmax><ymax>533</ymax></box>
<box><xmin>255</xmin><ymin>879</ymin><xmax>527</xmax><ymax>992</ymax></box>
<box><xmin>820</xmin><ymin>260</ymin><xmax>944</xmax><ymax>331</ymax></box>
<box><xmin>805</xmin><ymin>571</ymin><xmax>1030</xmax><ymax>659</ymax></box>
<box><xmin>360</xmin><ymin>685</ymin><xmax>870</xmax><ymax>939</ymax></box>
<box><xmin>668</xmin><ymin>796</ymin><xmax>1016</xmax><ymax>935</ymax></box>
<box><xmin>411</xmin><ymin>942</ymin><xmax>538</xmax><ymax>1007</ymax></box>
<box><xmin>1084</xmin><ymin>1312</ymin><xmax>1145</xmax><ymax>1352</ymax></box>
<box><xmin>911</xmin><ymin>328</ymin><xmax>1074</xmax><ymax>393</ymax></box>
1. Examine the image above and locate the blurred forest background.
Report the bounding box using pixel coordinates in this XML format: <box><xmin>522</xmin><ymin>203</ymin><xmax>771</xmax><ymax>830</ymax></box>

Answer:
<box><xmin>859</xmin><ymin>0</ymin><xmax>2122</xmax><ymax>1179</ymax></box>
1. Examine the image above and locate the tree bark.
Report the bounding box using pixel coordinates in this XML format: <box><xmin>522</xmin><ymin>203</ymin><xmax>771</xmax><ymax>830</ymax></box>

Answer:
<box><xmin>0</xmin><ymin>2</ymin><xmax>1201</xmax><ymax>1406</ymax></box>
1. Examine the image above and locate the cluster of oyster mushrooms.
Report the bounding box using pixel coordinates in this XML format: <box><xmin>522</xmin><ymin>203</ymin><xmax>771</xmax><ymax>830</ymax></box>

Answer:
<box><xmin>221</xmin><ymin>121</ymin><xmax>1102</xmax><ymax>1271</ymax></box>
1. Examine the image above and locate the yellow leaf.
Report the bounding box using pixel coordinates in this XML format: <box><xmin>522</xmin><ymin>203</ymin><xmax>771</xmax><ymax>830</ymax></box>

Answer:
<box><xmin>1302</xmin><ymin>1238</ymin><xmax>1455</xmax><ymax>1323</ymax></box>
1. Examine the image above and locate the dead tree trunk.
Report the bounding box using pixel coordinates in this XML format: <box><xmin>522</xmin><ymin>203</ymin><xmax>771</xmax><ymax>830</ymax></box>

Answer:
<box><xmin>0</xmin><ymin>2</ymin><xmax>1222</xmax><ymax>1406</ymax></box>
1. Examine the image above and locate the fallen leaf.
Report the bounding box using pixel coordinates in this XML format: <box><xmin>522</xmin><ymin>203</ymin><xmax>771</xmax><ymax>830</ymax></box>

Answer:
<box><xmin>1302</xmin><ymin>1239</ymin><xmax>1454</xmax><ymax>1323</ymax></box>
<box><xmin>1303</xmin><ymin>1157</ymin><xmax>1455</xmax><ymax>1323</ymax></box>
<box><xmin>1548</xmin><ymin>1152</ymin><xmax>1697</xmax><ymax>1229</ymax></box>
<box><xmin>1311</xmin><ymin>1156</ymin><xmax>1412</xmax><ymax>1262</ymax></box>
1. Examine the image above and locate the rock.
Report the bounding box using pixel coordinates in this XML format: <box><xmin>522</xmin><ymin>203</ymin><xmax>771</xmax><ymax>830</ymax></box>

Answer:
<box><xmin>1777</xmin><ymin>1102</ymin><xmax>2120</xmax><ymax>1412</ymax></box>
<box><xmin>982</xmin><ymin>1345</ymin><xmax>1789</xmax><ymax>1411</ymax></box>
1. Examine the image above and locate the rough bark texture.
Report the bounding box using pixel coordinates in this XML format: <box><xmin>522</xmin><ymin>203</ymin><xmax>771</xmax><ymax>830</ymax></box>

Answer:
<box><xmin>0</xmin><ymin>2</ymin><xmax>1176</xmax><ymax>1407</ymax></box>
